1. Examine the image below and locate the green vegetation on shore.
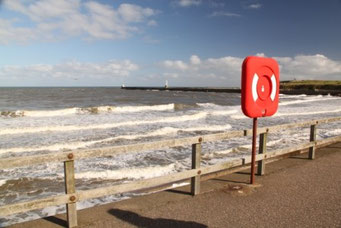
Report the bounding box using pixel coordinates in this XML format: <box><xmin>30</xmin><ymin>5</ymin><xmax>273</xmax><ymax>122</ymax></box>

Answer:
<box><xmin>280</xmin><ymin>80</ymin><xmax>341</xmax><ymax>91</ymax></box>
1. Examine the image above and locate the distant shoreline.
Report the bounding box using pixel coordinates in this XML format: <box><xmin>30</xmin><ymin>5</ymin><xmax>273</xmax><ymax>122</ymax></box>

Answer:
<box><xmin>279</xmin><ymin>80</ymin><xmax>341</xmax><ymax>96</ymax></box>
<box><xmin>122</xmin><ymin>80</ymin><xmax>341</xmax><ymax>96</ymax></box>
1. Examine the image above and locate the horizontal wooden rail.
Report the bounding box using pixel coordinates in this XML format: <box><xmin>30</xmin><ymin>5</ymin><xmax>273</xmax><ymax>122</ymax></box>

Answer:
<box><xmin>1</xmin><ymin>135</ymin><xmax>340</xmax><ymax>217</ymax></box>
<box><xmin>1</xmin><ymin>116</ymin><xmax>341</xmax><ymax>169</ymax></box>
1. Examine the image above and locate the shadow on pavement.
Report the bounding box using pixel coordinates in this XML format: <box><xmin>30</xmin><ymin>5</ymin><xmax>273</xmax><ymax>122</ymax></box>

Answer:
<box><xmin>289</xmin><ymin>155</ymin><xmax>309</xmax><ymax>160</ymax></box>
<box><xmin>166</xmin><ymin>189</ymin><xmax>192</xmax><ymax>196</ymax></box>
<box><xmin>43</xmin><ymin>216</ymin><xmax>67</xmax><ymax>227</ymax></box>
<box><xmin>108</xmin><ymin>208</ymin><xmax>207</xmax><ymax>228</ymax></box>
<box><xmin>211</xmin><ymin>178</ymin><xmax>249</xmax><ymax>184</ymax></box>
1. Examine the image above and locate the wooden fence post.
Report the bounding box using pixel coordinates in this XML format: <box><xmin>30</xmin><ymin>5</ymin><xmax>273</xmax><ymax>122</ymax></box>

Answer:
<box><xmin>191</xmin><ymin>142</ymin><xmax>202</xmax><ymax>196</ymax></box>
<box><xmin>309</xmin><ymin>124</ymin><xmax>317</xmax><ymax>159</ymax></box>
<box><xmin>64</xmin><ymin>156</ymin><xmax>77</xmax><ymax>228</ymax></box>
<box><xmin>257</xmin><ymin>132</ymin><xmax>267</xmax><ymax>175</ymax></box>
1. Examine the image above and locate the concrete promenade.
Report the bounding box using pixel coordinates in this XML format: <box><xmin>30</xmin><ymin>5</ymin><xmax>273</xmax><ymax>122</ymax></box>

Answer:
<box><xmin>11</xmin><ymin>142</ymin><xmax>341</xmax><ymax>228</ymax></box>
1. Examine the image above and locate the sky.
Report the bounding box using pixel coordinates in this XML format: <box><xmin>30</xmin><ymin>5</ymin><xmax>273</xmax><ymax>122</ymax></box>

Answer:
<box><xmin>0</xmin><ymin>0</ymin><xmax>341</xmax><ymax>87</ymax></box>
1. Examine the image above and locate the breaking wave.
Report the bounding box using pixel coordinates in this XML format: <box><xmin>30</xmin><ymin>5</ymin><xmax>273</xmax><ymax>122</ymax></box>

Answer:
<box><xmin>0</xmin><ymin>103</ymin><xmax>194</xmax><ymax>118</ymax></box>
<box><xmin>231</xmin><ymin>108</ymin><xmax>341</xmax><ymax>119</ymax></box>
<box><xmin>0</xmin><ymin>124</ymin><xmax>232</xmax><ymax>154</ymax></box>
<box><xmin>72</xmin><ymin>163</ymin><xmax>177</xmax><ymax>180</ymax></box>
<box><xmin>0</xmin><ymin>110</ymin><xmax>236</xmax><ymax>136</ymax></box>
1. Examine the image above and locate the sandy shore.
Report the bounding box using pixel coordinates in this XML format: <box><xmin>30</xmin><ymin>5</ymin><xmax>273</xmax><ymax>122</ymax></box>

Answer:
<box><xmin>10</xmin><ymin>142</ymin><xmax>341</xmax><ymax>228</ymax></box>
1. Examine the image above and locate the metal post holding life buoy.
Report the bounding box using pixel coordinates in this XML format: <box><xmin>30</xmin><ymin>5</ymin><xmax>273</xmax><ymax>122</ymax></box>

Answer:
<box><xmin>250</xmin><ymin>117</ymin><xmax>257</xmax><ymax>184</ymax></box>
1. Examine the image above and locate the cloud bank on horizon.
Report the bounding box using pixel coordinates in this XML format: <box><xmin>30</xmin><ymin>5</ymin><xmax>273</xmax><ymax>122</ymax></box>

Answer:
<box><xmin>1</xmin><ymin>54</ymin><xmax>340</xmax><ymax>87</ymax></box>
<box><xmin>0</xmin><ymin>0</ymin><xmax>340</xmax><ymax>87</ymax></box>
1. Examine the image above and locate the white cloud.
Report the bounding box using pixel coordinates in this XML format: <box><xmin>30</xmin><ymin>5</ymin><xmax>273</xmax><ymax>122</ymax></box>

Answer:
<box><xmin>190</xmin><ymin>55</ymin><xmax>201</xmax><ymax>65</ymax></box>
<box><xmin>118</xmin><ymin>4</ymin><xmax>156</xmax><ymax>23</ymax></box>
<box><xmin>256</xmin><ymin>53</ymin><xmax>266</xmax><ymax>57</ymax></box>
<box><xmin>160</xmin><ymin>54</ymin><xmax>341</xmax><ymax>86</ymax></box>
<box><xmin>163</xmin><ymin>60</ymin><xmax>188</xmax><ymax>71</ymax></box>
<box><xmin>248</xmin><ymin>3</ymin><xmax>262</xmax><ymax>9</ymax></box>
<box><xmin>0</xmin><ymin>60</ymin><xmax>139</xmax><ymax>80</ymax></box>
<box><xmin>161</xmin><ymin>55</ymin><xmax>243</xmax><ymax>85</ymax></box>
<box><xmin>2</xmin><ymin>54</ymin><xmax>340</xmax><ymax>87</ymax></box>
<box><xmin>275</xmin><ymin>54</ymin><xmax>341</xmax><ymax>80</ymax></box>
<box><xmin>209</xmin><ymin>11</ymin><xmax>241</xmax><ymax>17</ymax></box>
<box><xmin>176</xmin><ymin>0</ymin><xmax>202</xmax><ymax>7</ymax></box>
<box><xmin>1</xmin><ymin>0</ymin><xmax>159</xmax><ymax>43</ymax></box>
<box><xmin>0</xmin><ymin>18</ymin><xmax>38</xmax><ymax>44</ymax></box>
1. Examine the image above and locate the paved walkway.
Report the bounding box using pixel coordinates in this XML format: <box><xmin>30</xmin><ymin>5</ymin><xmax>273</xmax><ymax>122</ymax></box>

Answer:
<box><xmin>11</xmin><ymin>143</ymin><xmax>341</xmax><ymax>228</ymax></box>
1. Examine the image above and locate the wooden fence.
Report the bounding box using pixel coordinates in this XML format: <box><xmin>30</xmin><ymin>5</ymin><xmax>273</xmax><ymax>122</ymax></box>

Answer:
<box><xmin>1</xmin><ymin>116</ymin><xmax>341</xmax><ymax>227</ymax></box>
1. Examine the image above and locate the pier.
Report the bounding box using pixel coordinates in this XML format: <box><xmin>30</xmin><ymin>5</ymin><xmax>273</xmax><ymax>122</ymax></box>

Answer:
<box><xmin>121</xmin><ymin>84</ymin><xmax>341</xmax><ymax>96</ymax></box>
<box><xmin>121</xmin><ymin>86</ymin><xmax>241</xmax><ymax>93</ymax></box>
<box><xmin>2</xmin><ymin>117</ymin><xmax>341</xmax><ymax>227</ymax></box>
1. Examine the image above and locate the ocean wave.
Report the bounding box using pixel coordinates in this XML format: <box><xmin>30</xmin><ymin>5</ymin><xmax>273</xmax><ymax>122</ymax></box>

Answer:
<box><xmin>0</xmin><ymin>112</ymin><xmax>206</xmax><ymax>135</ymax></box>
<box><xmin>0</xmin><ymin>103</ymin><xmax>191</xmax><ymax>118</ymax></box>
<box><xmin>0</xmin><ymin>110</ymin><xmax>237</xmax><ymax>136</ymax></box>
<box><xmin>231</xmin><ymin>108</ymin><xmax>341</xmax><ymax>119</ymax></box>
<box><xmin>279</xmin><ymin>96</ymin><xmax>339</xmax><ymax>106</ymax></box>
<box><xmin>0</xmin><ymin>124</ymin><xmax>232</xmax><ymax>154</ymax></box>
<box><xmin>209</xmin><ymin>110</ymin><xmax>238</xmax><ymax>116</ymax></box>
<box><xmin>72</xmin><ymin>163</ymin><xmax>177</xmax><ymax>180</ymax></box>
<box><xmin>275</xmin><ymin>108</ymin><xmax>341</xmax><ymax>117</ymax></box>
<box><xmin>279</xmin><ymin>94</ymin><xmax>307</xmax><ymax>98</ymax></box>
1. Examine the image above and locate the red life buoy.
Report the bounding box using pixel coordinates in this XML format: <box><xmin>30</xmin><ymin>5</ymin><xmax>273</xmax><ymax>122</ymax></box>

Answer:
<box><xmin>241</xmin><ymin>56</ymin><xmax>280</xmax><ymax>118</ymax></box>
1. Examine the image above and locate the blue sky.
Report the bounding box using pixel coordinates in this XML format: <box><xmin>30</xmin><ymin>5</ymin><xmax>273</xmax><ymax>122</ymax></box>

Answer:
<box><xmin>0</xmin><ymin>0</ymin><xmax>340</xmax><ymax>87</ymax></box>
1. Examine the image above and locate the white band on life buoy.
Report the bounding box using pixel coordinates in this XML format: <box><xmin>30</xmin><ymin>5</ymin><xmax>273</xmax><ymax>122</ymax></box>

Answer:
<box><xmin>270</xmin><ymin>74</ymin><xmax>276</xmax><ymax>101</ymax></box>
<box><xmin>252</xmin><ymin>73</ymin><xmax>259</xmax><ymax>102</ymax></box>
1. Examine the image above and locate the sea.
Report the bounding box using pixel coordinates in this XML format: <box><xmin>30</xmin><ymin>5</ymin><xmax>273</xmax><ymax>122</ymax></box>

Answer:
<box><xmin>1</xmin><ymin>87</ymin><xmax>341</xmax><ymax>226</ymax></box>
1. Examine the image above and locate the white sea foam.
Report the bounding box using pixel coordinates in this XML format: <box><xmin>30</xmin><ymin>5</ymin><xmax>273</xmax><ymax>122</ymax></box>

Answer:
<box><xmin>112</xmin><ymin>104</ymin><xmax>174</xmax><ymax>112</ymax></box>
<box><xmin>279</xmin><ymin>94</ymin><xmax>307</xmax><ymax>98</ymax></box>
<box><xmin>73</xmin><ymin>163</ymin><xmax>177</xmax><ymax>180</ymax></box>
<box><xmin>0</xmin><ymin>124</ymin><xmax>232</xmax><ymax>154</ymax></box>
<box><xmin>202</xmin><ymin>137</ymin><xmax>303</xmax><ymax>161</ymax></box>
<box><xmin>209</xmin><ymin>110</ymin><xmax>238</xmax><ymax>116</ymax></box>
<box><xmin>0</xmin><ymin>110</ymin><xmax>237</xmax><ymax>136</ymax></box>
<box><xmin>1</xmin><ymin>104</ymin><xmax>176</xmax><ymax>118</ymax></box>
<box><xmin>197</xmin><ymin>103</ymin><xmax>223</xmax><ymax>108</ymax></box>
<box><xmin>320</xmin><ymin>128</ymin><xmax>341</xmax><ymax>137</ymax></box>
<box><xmin>24</xmin><ymin>108</ymin><xmax>80</xmax><ymax>117</ymax></box>
<box><xmin>0</xmin><ymin>112</ymin><xmax>206</xmax><ymax>135</ymax></box>
<box><xmin>275</xmin><ymin>108</ymin><xmax>341</xmax><ymax>117</ymax></box>
<box><xmin>231</xmin><ymin>108</ymin><xmax>341</xmax><ymax>119</ymax></box>
<box><xmin>279</xmin><ymin>96</ymin><xmax>339</xmax><ymax>106</ymax></box>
